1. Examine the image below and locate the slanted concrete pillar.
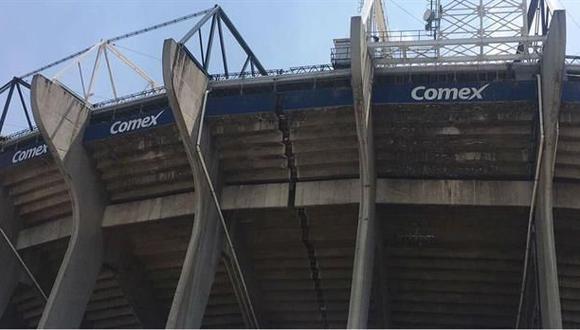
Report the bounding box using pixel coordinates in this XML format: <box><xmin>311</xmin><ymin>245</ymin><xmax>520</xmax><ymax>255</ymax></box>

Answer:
<box><xmin>162</xmin><ymin>38</ymin><xmax>223</xmax><ymax>328</ymax></box>
<box><xmin>30</xmin><ymin>75</ymin><xmax>107</xmax><ymax>328</ymax></box>
<box><xmin>0</xmin><ymin>188</ymin><xmax>21</xmax><ymax>319</ymax></box>
<box><xmin>347</xmin><ymin>16</ymin><xmax>379</xmax><ymax>329</ymax></box>
<box><xmin>536</xmin><ymin>8</ymin><xmax>566</xmax><ymax>329</ymax></box>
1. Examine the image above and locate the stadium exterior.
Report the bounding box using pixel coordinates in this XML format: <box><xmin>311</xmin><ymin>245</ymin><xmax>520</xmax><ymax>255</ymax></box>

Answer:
<box><xmin>1</xmin><ymin>0</ymin><xmax>580</xmax><ymax>328</ymax></box>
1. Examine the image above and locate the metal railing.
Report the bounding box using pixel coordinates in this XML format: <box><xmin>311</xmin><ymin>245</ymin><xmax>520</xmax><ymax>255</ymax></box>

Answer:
<box><xmin>368</xmin><ymin>30</ymin><xmax>436</xmax><ymax>43</ymax></box>
<box><xmin>566</xmin><ymin>55</ymin><xmax>580</xmax><ymax>65</ymax></box>
<box><xmin>0</xmin><ymin>127</ymin><xmax>38</xmax><ymax>145</ymax></box>
<box><xmin>331</xmin><ymin>34</ymin><xmax>545</xmax><ymax>68</ymax></box>
<box><xmin>209</xmin><ymin>64</ymin><xmax>335</xmax><ymax>81</ymax></box>
<box><xmin>0</xmin><ymin>63</ymin><xmax>337</xmax><ymax>144</ymax></box>
<box><xmin>92</xmin><ymin>86</ymin><xmax>166</xmax><ymax>110</ymax></box>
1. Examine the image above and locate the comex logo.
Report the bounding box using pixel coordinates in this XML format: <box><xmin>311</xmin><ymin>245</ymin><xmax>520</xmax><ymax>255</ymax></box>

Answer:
<box><xmin>110</xmin><ymin>110</ymin><xmax>165</xmax><ymax>135</ymax></box>
<box><xmin>411</xmin><ymin>84</ymin><xmax>490</xmax><ymax>101</ymax></box>
<box><xmin>12</xmin><ymin>144</ymin><xmax>48</xmax><ymax>164</ymax></box>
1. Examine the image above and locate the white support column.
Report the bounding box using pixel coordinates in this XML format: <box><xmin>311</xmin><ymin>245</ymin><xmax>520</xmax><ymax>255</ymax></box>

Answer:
<box><xmin>162</xmin><ymin>38</ymin><xmax>223</xmax><ymax>328</ymax></box>
<box><xmin>536</xmin><ymin>8</ymin><xmax>566</xmax><ymax>329</ymax></box>
<box><xmin>31</xmin><ymin>75</ymin><xmax>107</xmax><ymax>328</ymax></box>
<box><xmin>0</xmin><ymin>187</ymin><xmax>21</xmax><ymax>319</ymax></box>
<box><xmin>347</xmin><ymin>16</ymin><xmax>379</xmax><ymax>329</ymax></box>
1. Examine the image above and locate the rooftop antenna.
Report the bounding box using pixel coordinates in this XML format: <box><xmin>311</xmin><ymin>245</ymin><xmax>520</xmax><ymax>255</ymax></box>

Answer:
<box><xmin>424</xmin><ymin>0</ymin><xmax>441</xmax><ymax>39</ymax></box>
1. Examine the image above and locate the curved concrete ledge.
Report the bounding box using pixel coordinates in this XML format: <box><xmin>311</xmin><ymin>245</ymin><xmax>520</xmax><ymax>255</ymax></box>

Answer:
<box><xmin>347</xmin><ymin>16</ymin><xmax>380</xmax><ymax>329</ymax></box>
<box><xmin>162</xmin><ymin>38</ymin><xmax>223</xmax><ymax>328</ymax></box>
<box><xmin>534</xmin><ymin>8</ymin><xmax>567</xmax><ymax>328</ymax></box>
<box><xmin>31</xmin><ymin>75</ymin><xmax>107</xmax><ymax>328</ymax></box>
<box><xmin>0</xmin><ymin>187</ymin><xmax>21</xmax><ymax>320</ymax></box>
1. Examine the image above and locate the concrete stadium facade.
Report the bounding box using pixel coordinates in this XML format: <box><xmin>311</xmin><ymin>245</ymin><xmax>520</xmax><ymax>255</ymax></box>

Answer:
<box><xmin>0</xmin><ymin>3</ymin><xmax>580</xmax><ymax>329</ymax></box>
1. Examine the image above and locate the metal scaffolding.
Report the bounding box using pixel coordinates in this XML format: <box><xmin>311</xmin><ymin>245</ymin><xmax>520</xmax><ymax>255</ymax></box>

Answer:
<box><xmin>332</xmin><ymin>0</ymin><xmax>567</xmax><ymax>68</ymax></box>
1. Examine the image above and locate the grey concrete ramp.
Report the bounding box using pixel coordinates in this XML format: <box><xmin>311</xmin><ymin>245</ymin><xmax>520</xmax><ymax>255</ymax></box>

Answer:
<box><xmin>30</xmin><ymin>75</ymin><xmax>107</xmax><ymax>328</ymax></box>
<box><xmin>347</xmin><ymin>16</ymin><xmax>380</xmax><ymax>329</ymax></box>
<box><xmin>536</xmin><ymin>7</ymin><xmax>567</xmax><ymax>329</ymax></box>
<box><xmin>0</xmin><ymin>187</ymin><xmax>21</xmax><ymax>320</ymax></box>
<box><xmin>162</xmin><ymin>38</ymin><xmax>223</xmax><ymax>328</ymax></box>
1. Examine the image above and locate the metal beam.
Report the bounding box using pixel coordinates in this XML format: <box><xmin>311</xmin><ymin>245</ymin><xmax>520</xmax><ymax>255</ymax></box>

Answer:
<box><xmin>0</xmin><ymin>84</ymin><xmax>15</xmax><ymax>134</ymax></box>
<box><xmin>106</xmin><ymin>44</ymin><xmax>156</xmax><ymax>89</ymax></box>
<box><xmin>15</xmin><ymin>83</ymin><xmax>33</xmax><ymax>131</ymax></box>
<box><xmin>527</xmin><ymin>0</ymin><xmax>541</xmax><ymax>33</ymax></box>
<box><xmin>370</xmin><ymin>35</ymin><xmax>545</xmax><ymax>48</ymax></box>
<box><xmin>217</xmin><ymin>9</ymin><xmax>267</xmax><ymax>75</ymax></box>
<box><xmin>180</xmin><ymin>6</ymin><xmax>220</xmax><ymax>44</ymax></box>
<box><xmin>204</xmin><ymin>15</ymin><xmax>218</xmax><ymax>71</ymax></box>
<box><xmin>0</xmin><ymin>79</ymin><xmax>13</xmax><ymax>95</ymax></box>
<box><xmin>217</xmin><ymin>17</ymin><xmax>229</xmax><ymax>78</ymax></box>
<box><xmin>374</xmin><ymin>53</ymin><xmax>541</xmax><ymax>66</ymax></box>
<box><xmin>103</xmin><ymin>47</ymin><xmax>118</xmax><ymax>99</ymax></box>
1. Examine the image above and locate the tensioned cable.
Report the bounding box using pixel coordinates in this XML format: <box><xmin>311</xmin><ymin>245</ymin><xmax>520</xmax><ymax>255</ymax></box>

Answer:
<box><xmin>193</xmin><ymin>88</ymin><xmax>260</xmax><ymax>328</ymax></box>
<box><xmin>113</xmin><ymin>44</ymin><xmax>162</xmax><ymax>62</ymax></box>
<box><xmin>0</xmin><ymin>225</ymin><xmax>48</xmax><ymax>302</ymax></box>
<box><xmin>18</xmin><ymin>7</ymin><xmax>214</xmax><ymax>79</ymax></box>
<box><xmin>386</xmin><ymin>0</ymin><xmax>424</xmax><ymax>25</ymax></box>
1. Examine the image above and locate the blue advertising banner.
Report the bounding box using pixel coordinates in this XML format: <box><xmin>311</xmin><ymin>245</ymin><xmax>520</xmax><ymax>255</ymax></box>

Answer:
<box><xmin>284</xmin><ymin>88</ymin><xmax>353</xmax><ymax>110</ymax></box>
<box><xmin>206</xmin><ymin>93</ymin><xmax>276</xmax><ymax>116</ymax></box>
<box><xmin>563</xmin><ymin>81</ymin><xmax>580</xmax><ymax>102</ymax></box>
<box><xmin>84</xmin><ymin>106</ymin><xmax>175</xmax><ymax>142</ymax></box>
<box><xmin>372</xmin><ymin>80</ymin><xmax>537</xmax><ymax>104</ymax></box>
<box><xmin>0</xmin><ymin>139</ymin><xmax>48</xmax><ymax>169</ymax></box>
<box><xmin>205</xmin><ymin>87</ymin><xmax>353</xmax><ymax>115</ymax></box>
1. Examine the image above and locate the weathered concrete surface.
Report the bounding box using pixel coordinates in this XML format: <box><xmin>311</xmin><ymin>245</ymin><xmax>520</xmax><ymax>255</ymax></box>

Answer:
<box><xmin>10</xmin><ymin>178</ymin><xmax>580</xmax><ymax>254</ymax></box>
<box><xmin>347</xmin><ymin>16</ymin><xmax>379</xmax><ymax>329</ymax></box>
<box><xmin>221</xmin><ymin>183</ymin><xmax>288</xmax><ymax>210</ymax></box>
<box><xmin>162</xmin><ymin>38</ymin><xmax>223</xmax><ymax>328</ymax></box>
<box><xmin>222</xmin><ymin>218</ymin><xmax>265</xmax><ymax>328</ymax></box>
<box><xmin>295</xmin><ymin>180</ymin><xmax>360</xmax><ymax>207</ymax></box>
<box><xmin>536</xmin><ymin>8</ymin><xmax>567</xmax><ymax>329</ymax></box>
<box><xmin>17</xmin><ymin>217</ymin><xmax>72</xmax><ymax>250</ymax></box>
<box><xmin>0</xmin><ymin>187</ymin><xmax>21</xmax><ymax>319</ymax></box>
<box><xmin>378</xmin><ymin>179</ymin><xmax>531</xmax><ymax>207</ymax></box>
<box><xmin>103</xmin><ymin>234</ymin><xmax>164</xmax><ymax>328</ymax></box>
<box><xmin>31</xmin><ymin>75</ymin><xmax>107</xmax><ymax>328</ymax></box>
<box><xmin>102</xmin><ymin>192</ymin><xmax>194</xmax><ymax>227</ymax></box>
<box><xmin>294</xmin><ymin>179</ymin><xmax>580</xmax><ymax>209</ymax></box>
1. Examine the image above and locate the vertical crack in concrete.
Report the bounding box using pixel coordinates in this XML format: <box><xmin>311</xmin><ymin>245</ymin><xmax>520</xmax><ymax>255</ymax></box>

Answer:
<box><xmin>297</xmin><ymin>208</ymin><xmax>329</xmax><ymax>329</ymax></box>
<box><xmin>274</xmin><ymin>93</ymin><xmax>328</xmax><ymax>327</ymax></box>
<box><xmin>274</xmin><ymin>93</ymin><xmax>297</xmax><ymax>207</ymax></box>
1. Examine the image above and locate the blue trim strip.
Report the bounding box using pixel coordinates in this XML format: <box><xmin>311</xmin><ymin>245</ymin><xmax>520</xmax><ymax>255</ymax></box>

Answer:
<box><xmin>563</xmin><ymin>81</ymin><xmax>580</xmax><ymax>102</ymax></box>
<box><xmin>282</xmin><ymin>88</ymin><xmax>353</xmax><ymax>111</ymax></box>
<box><xmin>205</xmin><ymin>87</ymin><xmax>353</xmax><ymax>115</ymax></box>
<box><xmin>206</xmin><ymin>93</ymin><xmax>276</xmax><ymax>116</ymax></box>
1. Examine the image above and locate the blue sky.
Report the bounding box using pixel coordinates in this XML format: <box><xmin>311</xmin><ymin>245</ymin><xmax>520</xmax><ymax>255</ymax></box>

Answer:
<box><xmin>0</xmin><ymin>0</ymin><xmax>579</xmax><ymax>134</ymax></box>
